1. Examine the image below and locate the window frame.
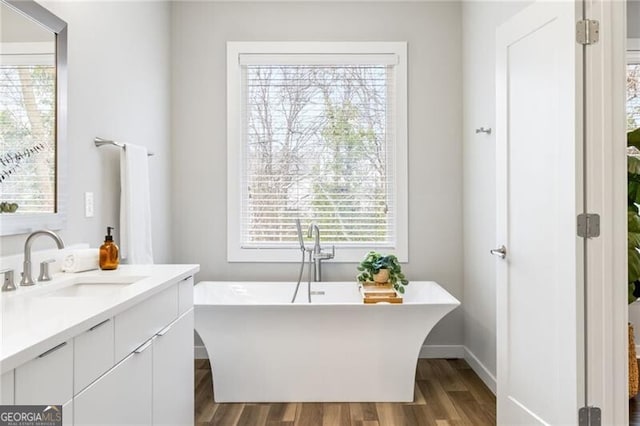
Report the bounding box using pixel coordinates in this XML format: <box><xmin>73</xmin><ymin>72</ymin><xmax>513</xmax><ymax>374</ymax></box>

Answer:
<box><xmin>0</xmin><ymin>0</ymin><xmax>68</xmax><ymax>237</ymax></box>
<box><xmin>227</xmin><ymin>41</ymin><xmax>408</xmax><ymax>263</ymax></box>
<box><xmin>629</xmin><ymin>38</ymin><xmax>640</xmax><ymax>63</ymax></box>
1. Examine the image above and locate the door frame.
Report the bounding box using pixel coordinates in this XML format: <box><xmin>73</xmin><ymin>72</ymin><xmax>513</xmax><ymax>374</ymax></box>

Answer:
<box><xmin>583</xmin><ymin>0</ymin><xmax>627</xmax><ymax>424</ymax></box>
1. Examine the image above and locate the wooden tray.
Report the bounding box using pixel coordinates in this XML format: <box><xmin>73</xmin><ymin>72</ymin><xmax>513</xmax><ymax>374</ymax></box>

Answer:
<box><xmin>362</xmin><ymin>295</ymin><xmax>403</xmax><ymax>304</ymax></box>
<box><xmin>359</xmin><ymin>283</ymin><xmax>403</xmax><ymax>304</ymax></box>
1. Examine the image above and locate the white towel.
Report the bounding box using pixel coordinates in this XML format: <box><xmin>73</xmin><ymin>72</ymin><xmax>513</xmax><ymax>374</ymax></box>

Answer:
<box><xmin>120</xmin><ymin>143</ymin><xmax>154</xmax><ymax>264</ymax></box>
<box><xmin>62</xmin><ymin>249</ymin><xmax>99</xmax><ymax>273</ymax></box>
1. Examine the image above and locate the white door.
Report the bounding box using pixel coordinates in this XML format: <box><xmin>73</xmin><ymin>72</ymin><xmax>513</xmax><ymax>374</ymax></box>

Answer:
<box><xmin>495</xmin><ymin>1</ymin><xmax>584</xmax><ymax>424</ymax></box>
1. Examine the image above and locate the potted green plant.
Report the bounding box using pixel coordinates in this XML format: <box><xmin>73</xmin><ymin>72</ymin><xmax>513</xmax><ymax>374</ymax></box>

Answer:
<box><xmin>627</xmin><ymin>127</ymin><xmax>640</xmax><ymax>398</ymax></box>
<box><xmin>356</xmin><ymin>251</ymin><xmax>409</xmax><ymax>294</ymax></box>
<box><xmin>629</xmin><ymin>128</ymin><xmax>640</xmax><ymax>301</ymax></box>
<box><xmin>0</xmin><ymin>202</ymin><xmax>19</xmax><ymax>213</ymax></box>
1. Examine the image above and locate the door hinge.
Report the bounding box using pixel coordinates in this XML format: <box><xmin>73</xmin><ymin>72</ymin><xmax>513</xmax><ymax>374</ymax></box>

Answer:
<box><xmin>576</xmin><ymin>19</ymin><xmax>600</xmax><ymax>45</ymax></box>
<box><xmin>578</xmin><ymin>406</ymin><xmax>601</xmax><ymax>426</ymax></box>
<box><xmin>577</xmin><ymin>213</ymin><xmax>600</xmax><ymax>238</ymax></box>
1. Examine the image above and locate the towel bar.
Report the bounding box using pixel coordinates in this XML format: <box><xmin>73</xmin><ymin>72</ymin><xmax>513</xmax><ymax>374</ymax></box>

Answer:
<box><xmin>94</xmin><ymin>137</ymin><xmax>154</xmax><ymax>156</ymax></box>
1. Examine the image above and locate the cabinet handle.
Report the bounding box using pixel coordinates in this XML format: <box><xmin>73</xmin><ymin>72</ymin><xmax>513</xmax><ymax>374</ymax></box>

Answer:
<box><xmin>156</xmin><ymin>324</ymin><xmax>172</xmax><ymax>337</ymax></box>
<box><xmin>134</xmin><ymin>339</ymin><xmax>152</xmax><ymax>354</ymax></box>
<box><xmin>37</xmin><ymin>341</ymin><xmax>67</xmax><ymax>358</ymax></box>
<box><xmin>88</xmin><ymin>318</ymin><xmax>111</xmax><ymax>332</ymax></box>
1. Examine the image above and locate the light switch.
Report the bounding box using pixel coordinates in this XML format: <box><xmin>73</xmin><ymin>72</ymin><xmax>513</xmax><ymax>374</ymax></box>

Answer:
<box><xmin>85</xmin><ymin>192</ymin><xmax>94</xmax><ymax>218</ymax></box>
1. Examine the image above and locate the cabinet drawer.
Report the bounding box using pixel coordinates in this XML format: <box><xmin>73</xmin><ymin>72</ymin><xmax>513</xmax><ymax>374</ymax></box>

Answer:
<box><xmin>74</xmin><ymin>341</ymin><xmax>152</xmax><ymax>426</ymax></box>
<box><xmin>1</xmin><ymin>370</ymin><xmax>14</xmax><ymax>404</ymax></box>
<box><xmin>153</xmin><ymin>309</ymin><xmax>194</xmax><ymax>425</ymax></box>
<box><xmin>15</xmin><ymin>340</ymin><xmax>73</xmax><ymax>405</ymax></box>
<box><xmin>74</xmin><ymin>317</ymin><xmax>114</xmax><ymax>394</ymax></box>
<box><xmin>178</xmin><ymin>276</ymin><xmax>194</xmax><ymax>315</ymax></box>
<box><xmin>114</xmin><ymin>284</ymin><xmax>178</xmax><ymax>362</ymax></box>
<box><xmin>62</xmin><ymin>399</ymin><xmax>72</xmax><ymax>426</ymax></box>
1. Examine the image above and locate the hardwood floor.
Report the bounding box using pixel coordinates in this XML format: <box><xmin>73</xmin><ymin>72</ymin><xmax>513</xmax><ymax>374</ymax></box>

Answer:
<box><xmin>632</xmin><ymin>395</ymin><xmax>640</xmax><ymax>425</ymax></box>
<box><xmin>194</xmin><ymin>358</ymin><xmax>496</xmax><ymax>426</ymax></box>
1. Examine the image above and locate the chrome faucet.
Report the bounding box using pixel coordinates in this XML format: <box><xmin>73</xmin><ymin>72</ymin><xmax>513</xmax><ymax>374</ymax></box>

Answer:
<box><xmin>307</xmin><ymin>223</ymin><xmax>335</xmax><ymax>282</ymax></box>
<box><xmin>21</xmin><ymin>230</ymin><xmax>65</xmax><ymax>287</ymax></box>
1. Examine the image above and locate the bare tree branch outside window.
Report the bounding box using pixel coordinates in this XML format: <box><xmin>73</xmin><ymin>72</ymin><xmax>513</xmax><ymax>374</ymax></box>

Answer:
<box><xmin>629</xmin><ymin>63</ymin><xmax>640</xmax><ymax>131</ymax></box>
<box><xmin>243</xmin><ymin>64</ymin><xmax>393</xmax><ymax>245</ymax></box>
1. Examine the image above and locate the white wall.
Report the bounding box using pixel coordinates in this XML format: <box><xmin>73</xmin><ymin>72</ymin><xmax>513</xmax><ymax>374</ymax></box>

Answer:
<box><xmin>171</xmin><ymin>1</ymin><xmax>464</xmax><ymax>347</ymax></box>
<box><xmin>629</xmin><ymin>0</ymin><xmax>640</xmax><ymax>39</ymax></box>
<box><xmin>461</xmin><ymin>0</ymin><xmax>530</xmax><ymax>383</ymax></box>
<box><xmin>0</xmin><ymin>1</ymin><xmax>172</xmax><ymax>263</ymax></box>
<box><xmin>462</xmin><ymin>0</ymin><xmax>633</xmax><ymax>390</ymax></box>
<box><xmin>1</xmin><ymin>3</ymin><xmax>52</xmax><ymax>42</ymax></box>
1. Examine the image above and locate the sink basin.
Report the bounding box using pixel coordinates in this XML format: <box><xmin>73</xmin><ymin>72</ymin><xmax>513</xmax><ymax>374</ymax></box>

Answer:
<box><xmin>42</xmin><ymin>276</ymin><xmax>146</xmax><ymax>298</ymax></box>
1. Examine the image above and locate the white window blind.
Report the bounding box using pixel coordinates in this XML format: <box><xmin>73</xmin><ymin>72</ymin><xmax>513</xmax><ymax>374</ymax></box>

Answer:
<box><xmin>0</xmin><ymin>43</ymin><xmax>56</xmax><ymax>214</ymax></box>
<box><xmin>239</xmin><ymin>54</ymin><xmax>398</xmax><ymax>249</ymax></box>
<box><xmin>228</xmin><ymin>42</ymin><xmax>408</xmax><ymax>262</ymax></box>
<box><xmin>629</xmin><ymin>62</ymin><xmax>640</xmax><ymax>132</ymax></box>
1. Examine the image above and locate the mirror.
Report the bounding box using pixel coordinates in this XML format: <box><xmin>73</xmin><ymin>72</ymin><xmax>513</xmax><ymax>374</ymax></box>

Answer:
<box><xmin>0</xmin><ymin>0</ymin><xmax>66</xmax><ymax>236</ymax></box>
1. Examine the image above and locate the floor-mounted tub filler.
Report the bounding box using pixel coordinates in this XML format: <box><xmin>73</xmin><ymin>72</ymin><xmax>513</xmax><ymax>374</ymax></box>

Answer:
<box><xmin>194</xmin><ymin>281</ymin><xmax>459</xmax><ymax>402</ymax></box>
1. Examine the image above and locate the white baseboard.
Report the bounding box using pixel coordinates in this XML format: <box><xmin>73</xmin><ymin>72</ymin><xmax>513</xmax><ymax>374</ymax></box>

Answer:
<box><xmin>418</xmin><ymin>344</ymin><xmax>464</xmax><ymax>359</ymax></box>
<box><xmin>463</xmin><ymin>346</ymin><xmax>497</xmax><ymax>395</ymax></box>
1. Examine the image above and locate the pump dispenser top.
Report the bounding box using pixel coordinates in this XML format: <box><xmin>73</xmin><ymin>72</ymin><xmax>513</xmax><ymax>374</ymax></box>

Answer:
<box><xmin>100</xmin><ymin>226</ymin><xmax>119</xmax><ymax>270</ymax></box>
<box><xmin>105</xmin><ymin>226</ymin><xmax>114</xmax><ymax>241</ymax></box>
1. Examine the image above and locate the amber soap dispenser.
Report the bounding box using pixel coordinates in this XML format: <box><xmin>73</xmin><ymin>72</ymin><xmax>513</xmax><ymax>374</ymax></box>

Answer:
<box><xmin>100</xmin><ymin>226</ymin><xmax>120</xmax><ymax>270</ymax></box>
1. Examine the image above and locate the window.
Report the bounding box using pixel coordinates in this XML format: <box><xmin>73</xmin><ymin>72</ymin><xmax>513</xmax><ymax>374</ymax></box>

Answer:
<box><xmin>0</xmin><ymin>42</ymin><xmax>56</xmax><ymax>214</ymax></box>
<box><xmin>628</xmin><ymin>45</ymin><xmax>640</xmax><ymax>131</ymax></box>
<box><xmin>227</xmin><ymin>42</ymin><xmax>408</xmax><ymax>262</ymax></box>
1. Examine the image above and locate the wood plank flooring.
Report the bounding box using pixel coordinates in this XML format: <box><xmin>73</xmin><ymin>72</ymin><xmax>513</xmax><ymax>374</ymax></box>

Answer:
<box><xmin>194</xmin><ymin>358</ymin><xmax>496</xmax><ymax>426</ymax></box>
<box><xmin>632</xmin><ymin>396</ymin><xmax>640</xmax><ymax>425</ymax></box>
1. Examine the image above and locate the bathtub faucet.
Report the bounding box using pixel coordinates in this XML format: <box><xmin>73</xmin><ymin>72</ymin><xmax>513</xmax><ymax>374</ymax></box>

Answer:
<box><xmin>307</xmin><ymin>223</ymin><xmax>335</xmax><ymax>282</ymax></box>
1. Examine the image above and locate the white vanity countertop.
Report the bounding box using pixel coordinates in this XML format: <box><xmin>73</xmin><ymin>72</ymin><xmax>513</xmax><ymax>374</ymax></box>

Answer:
<box><xmin>0</xmin><ymin>264</ymin><xmax>199</xmax><ymax>373</ymax></box>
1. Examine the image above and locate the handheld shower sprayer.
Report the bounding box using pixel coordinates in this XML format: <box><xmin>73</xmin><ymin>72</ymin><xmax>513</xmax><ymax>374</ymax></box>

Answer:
<box><xmin>292</xmin><ymin>218</ymin><xmax>310</xmax><ymax>303</ymax></box>
<box><xmin>295</xmin><ymin>218</ymin><xmax>306</xmax><ymax>252</ymax></box>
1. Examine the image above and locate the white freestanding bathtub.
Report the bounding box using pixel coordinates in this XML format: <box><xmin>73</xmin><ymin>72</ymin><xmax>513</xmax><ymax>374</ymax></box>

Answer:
<box><xmin>194</xmin><ymin>280</ymin><xmax>459</xmax><ymax>403</ymax></box>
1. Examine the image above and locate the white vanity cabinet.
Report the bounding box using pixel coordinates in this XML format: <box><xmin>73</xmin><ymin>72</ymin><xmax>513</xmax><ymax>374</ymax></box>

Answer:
<box><xmin>73</xmin><ymin>317</ymin><xmax>115</xmax><ymax>393</ymax></box>
<box><xmin>153</xmin><ymin>309</ymin><xmax>194</xmax><ymax>425</ymax></box>
<box><xmin>74</xmin><ymin>340</ymin><xmax>153</xmax><ymax>425</ymax></box>
<box><xmin>62</xmin><ymin>400</ymin><xmax>73</xmax><ymax>426</ymax></box>
<box><xmin>74</xmin><ymin>275</ymin><xmax>194</xmax><ymax>426</ymax></box>
<box><xmin>0</xmin><ymin>272</ymin><xmax>196</xmax><ymax>426</ymax></box>
<box><xmin>1</xmin><ymin>371</ymin><xmax>14</xmax><ymax>404</ymax></box>
<box><xmin>114</xmin><ymin>284</ymin><xmax>179</xmax><ymax>362</ymax></box>
<box><xmin>13</xmin><ymin>339</ymin><xmax>74</xmax><ymax>425</ymax></box>
<box><xmin>74</xmin><ymin>311</ymin><xmax>195</xmax><ymax>426</ymax></box>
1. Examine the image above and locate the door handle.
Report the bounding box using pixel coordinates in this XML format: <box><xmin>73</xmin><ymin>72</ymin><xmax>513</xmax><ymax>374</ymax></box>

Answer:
<box><xmin>490</xmin><ymin>245</ymin><xmax>507</xmax><ymax>259</ymax></box>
